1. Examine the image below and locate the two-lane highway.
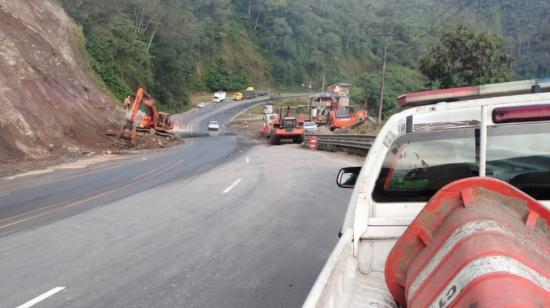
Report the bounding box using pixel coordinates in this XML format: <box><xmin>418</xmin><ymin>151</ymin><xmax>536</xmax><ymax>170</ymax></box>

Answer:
<box><xmin>0</xmin><ymin>95</ymin><xmax>358</xmax><ymax>307</ymax></box>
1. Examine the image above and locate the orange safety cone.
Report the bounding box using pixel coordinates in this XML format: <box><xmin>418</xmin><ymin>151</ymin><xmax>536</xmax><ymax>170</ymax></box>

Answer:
<box><xmin>309</xmin><ymin>136</ymin><xmax>318</xmax><ymax>151</ymax></box>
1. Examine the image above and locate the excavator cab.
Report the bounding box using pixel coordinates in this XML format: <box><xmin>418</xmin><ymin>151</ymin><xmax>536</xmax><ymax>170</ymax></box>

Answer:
<box><xmin>156</xmin><ymin>112</ymin><xmax>172</xmax><ymax>131</ymax></box>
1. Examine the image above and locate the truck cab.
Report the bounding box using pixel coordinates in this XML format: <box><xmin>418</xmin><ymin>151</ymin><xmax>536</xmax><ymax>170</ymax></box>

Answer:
<box><xmin>304</xmin><ymin>79</ymin><xmax>550</xmax><ymax>307</ymax></box>
<box><xmin>213</xmin><ymin>91</ymin><xmax>226</xmax><ymax>103</ymax></box>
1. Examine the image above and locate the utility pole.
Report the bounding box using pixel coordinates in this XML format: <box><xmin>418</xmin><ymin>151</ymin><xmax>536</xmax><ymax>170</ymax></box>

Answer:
<box><xmin>321</xmin><ymin>71</ymin><xmax>326</xmax><ymax>93</ymax></box>
<box><xmin>377</xmin><ymin>34</ymin><xmax>390</xmax><ymax>127</ymax></box>
<box><xmin>375</xmin><ymin>30</ymin><xmax>396</xmax><ymax>128</ymax></box>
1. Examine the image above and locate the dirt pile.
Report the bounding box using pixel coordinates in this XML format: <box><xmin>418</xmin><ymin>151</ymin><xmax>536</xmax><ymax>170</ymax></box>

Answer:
<box><xmin>0</xmin><ymin>0</ymin><xmax>124</xmax><ymax>169</ymax></box>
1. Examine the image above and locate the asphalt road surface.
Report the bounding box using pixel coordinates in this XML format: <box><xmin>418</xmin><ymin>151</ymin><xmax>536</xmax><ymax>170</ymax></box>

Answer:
<box><xmin>0</xmin><ymin>96</ymin><xmax>359</xmax><ymax>307</ymax></box>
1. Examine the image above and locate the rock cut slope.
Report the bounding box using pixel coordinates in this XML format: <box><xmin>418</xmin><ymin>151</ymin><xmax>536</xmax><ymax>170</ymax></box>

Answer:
<box><xmin>0</xmin><ymin>0</ymin><xmax>122</xmax><ymax>168</ymax></box>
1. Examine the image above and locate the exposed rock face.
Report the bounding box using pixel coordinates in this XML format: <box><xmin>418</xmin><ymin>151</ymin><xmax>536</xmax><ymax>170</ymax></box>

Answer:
<box><xmin>0</xmin><ymin>0</ymin><xmax>123</xmax><ymax>164</ymax></box>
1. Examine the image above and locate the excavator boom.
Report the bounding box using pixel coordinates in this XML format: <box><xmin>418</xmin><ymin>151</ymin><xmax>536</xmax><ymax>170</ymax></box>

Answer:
<box><xmin>121</xmin><ymin>88</ymin><xmax>173</xmax><ymax>145</ymax></box>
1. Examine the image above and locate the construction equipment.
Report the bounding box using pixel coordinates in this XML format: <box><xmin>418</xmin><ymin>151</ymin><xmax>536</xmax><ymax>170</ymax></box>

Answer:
<box><xmin>268</xmin><ymin>106</ymin><xmax>305</xmax><ymax>145</ymax></box>
<box><xmin>309</xmin><ymin>94</ymin><xmax>367</xmax><ymax>130</ymax></box>
<box><xmin>325</xmin><ymin>104</ymin><xmax>367</xmax><ymax>130</ymax></box>
<box><xmin>121</xmin><ymin>88</ymin><xmax>173</xmax><ymax>145</ymax></box>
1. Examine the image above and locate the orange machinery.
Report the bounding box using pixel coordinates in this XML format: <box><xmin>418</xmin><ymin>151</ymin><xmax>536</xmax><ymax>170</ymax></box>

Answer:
<box><xmin>268</xmin><ymin>106</ymin><xmax>305</xmax><ymax>145</ymax></box>
<box><xmin>309</xmin><ymin>95</ymin><xmax>367</xmax><ymax>131</ymax></box>
<box><xmin>121</xmin><ymin>88</ymin><xmax>173</xmax><ymax>144</ymax></box>
<box><xmin>325</xmin><ymin>103</ymin><xmax>367</xmax><ymax>131</ymax></box>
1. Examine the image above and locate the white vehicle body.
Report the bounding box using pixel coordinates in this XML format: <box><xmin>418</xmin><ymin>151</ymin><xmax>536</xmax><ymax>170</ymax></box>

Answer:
<box><xmin>213</xmin><ymin>91</ymin><xmax>226</xmax><ymax>103</ymax></box>
<box><xmin>208</xmin><ymin>120</ymin><xmax>220</xmax><ymax>131</ymax></box>
<box><xmin>304</xmin><ymin>89</ymin><xmax>550</xmax><ymax>307</ymax></box>
<box><xmin>264</xmin><ymin>104</ymin><xmax>274</xmax><ymax>115</ymax></box>
<box><xmin>197</xmin><ymin>102</ymin><xmax>207</xmax><ymax>108</ymax></box>
<box><xmin>303</xmin><ymin>121</ymin><xmax>318</xmax><ymax>132</ymax></box>
<box><xmin>263</xmin><ymin>113</ymin><xmax>278</xmax><ymax>126</ymax></box>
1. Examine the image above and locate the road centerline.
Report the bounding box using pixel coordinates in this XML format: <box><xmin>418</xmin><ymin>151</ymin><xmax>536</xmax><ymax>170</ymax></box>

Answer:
<box><xmin>17</xmin><ymin>287</ymin><xmax>65</xmax><ymax>308</ymax></box>
<box><xmin>222</xmin><ymin>178</ymin><xmax>242</xmax><ymax>194</ymax></box>
<box><xmin>246</xmin><ymin>156</ymin><xmax>250</xmax><ymax>164</ymax></box>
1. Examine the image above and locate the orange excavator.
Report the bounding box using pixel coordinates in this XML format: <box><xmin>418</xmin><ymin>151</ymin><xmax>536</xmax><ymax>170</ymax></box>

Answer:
<box><xmin>120</xmin><ymin>88</ymin><xmax>173</xmax><ymax>145</ymax></box>
<box><xmin>325</xmin><ymin>103</ymin><xmax>367</xmax><ymax>131</ymax></box>
<box><xmin>309</xmin><ymin>94</ymin><xmax>367</xmax><ymax>131</ymax></box>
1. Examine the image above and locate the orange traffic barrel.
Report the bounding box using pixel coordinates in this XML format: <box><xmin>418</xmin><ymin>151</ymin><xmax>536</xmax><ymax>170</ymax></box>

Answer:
<box><xmin>309</xmin><ymin>136</ymin><xmax>318</xmax><ymax>151</ymax></box>
<box><xmin>385</xmin><ymin>177</ymin><xmax>550</xmax><ymax>308</ymax></box>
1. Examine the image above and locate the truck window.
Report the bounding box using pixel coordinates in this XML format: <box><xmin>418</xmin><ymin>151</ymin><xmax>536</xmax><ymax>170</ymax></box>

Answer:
<box><xmin>487</xmin><ymin>122</ymin><xmax>550</xmax><ymax>200</ymax></box>
<box><xmin>373</xmin><ymin>128</ymin><xmax>479</xmax><ymax>202</ymax></box>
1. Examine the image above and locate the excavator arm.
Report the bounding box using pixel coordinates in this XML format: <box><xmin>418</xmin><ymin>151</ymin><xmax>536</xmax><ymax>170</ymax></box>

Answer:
<box><xmin>121</xmin><ymin>88</ymin><xmax>154</xmax><ymax>145</ymax></box>
<box><xmin>121</xmin><ymin>88</ymin><xmax>173</xmax><ymax>145</ymax></box>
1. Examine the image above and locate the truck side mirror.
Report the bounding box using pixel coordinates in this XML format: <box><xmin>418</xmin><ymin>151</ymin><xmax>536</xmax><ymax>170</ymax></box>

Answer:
<box><xmin>336</xmin><ymin>167</ymin><xmax>361</xmax><ymax>188</ymax></box>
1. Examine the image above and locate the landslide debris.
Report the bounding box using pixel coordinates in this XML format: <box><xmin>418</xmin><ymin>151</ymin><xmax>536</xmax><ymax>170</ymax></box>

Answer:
<box><xmin>0</xmin><ymin>0</ymin><xmax>177</xmax><ymax>176</ymax></box>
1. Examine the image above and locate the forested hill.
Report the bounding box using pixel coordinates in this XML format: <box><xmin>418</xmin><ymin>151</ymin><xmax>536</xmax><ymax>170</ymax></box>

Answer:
<box><xmin>60</xmin><ymin>0</ymin><xmax>549</xmax><ymax>113</ymax></box>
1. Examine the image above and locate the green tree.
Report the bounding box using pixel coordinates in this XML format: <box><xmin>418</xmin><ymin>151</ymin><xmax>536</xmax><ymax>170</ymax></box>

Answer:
<box><xmin>352</xmin><ymin>65</ymin><xmax>427</xmax><ymax>118</ymax></box>
<box><xmin>420</xmin><ymin>26</ymin><xmax>513</xmax><ymax>88</ymax></box>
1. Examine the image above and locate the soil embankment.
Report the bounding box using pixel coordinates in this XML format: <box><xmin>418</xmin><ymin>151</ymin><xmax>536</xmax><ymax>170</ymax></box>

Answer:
<box><xmin>0</xmin><ymin>1</ymin><xmax>125</xmax><ymax>175</ymax></box>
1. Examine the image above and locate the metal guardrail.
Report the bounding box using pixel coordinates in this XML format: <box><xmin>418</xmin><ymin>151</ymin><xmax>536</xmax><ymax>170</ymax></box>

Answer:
<box><xmin>304</xmin><ymin>134</ymin><xmax>376</xmax><ymax>151</ymax></box>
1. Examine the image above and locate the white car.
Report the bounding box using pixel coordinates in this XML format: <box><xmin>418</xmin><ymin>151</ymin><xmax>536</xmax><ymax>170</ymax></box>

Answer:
<box><xmin>197</xmin><ymin>102</ymin><xmax>207</xmax><ymax>108</ymax></box>
<box><xmin>303</xmin><ymin>121</ymin><xmax>318</xmax><ymax>132</ymax></box>
<box><xmin>208</xmin><ymin>120</ymin><xmax>220</xmax><ymax>131</ymax></box>
<box><xmin>212</xmin><ymin>91</ymin><xmax>226</xmax><ymax>103</ymax></box>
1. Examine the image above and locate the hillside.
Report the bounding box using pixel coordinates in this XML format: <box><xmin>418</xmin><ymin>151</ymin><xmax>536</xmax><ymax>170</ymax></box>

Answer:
<box><xmin>0</xmin><ymin>0</ymin><xmax>123</xmax><ymax>169</ymax></box>
<box><xmin>59</xmin><ymin>0</ymin><xmax>548</xmax><ymax>115</ymax></box>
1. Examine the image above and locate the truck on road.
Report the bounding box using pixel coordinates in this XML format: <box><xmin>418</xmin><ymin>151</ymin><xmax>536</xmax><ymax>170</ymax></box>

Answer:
<box><xmin>304</xmin><ymin>79</ymin><xmax>550</xmax><ymax>307</ymax></box>
<box><xmin>233</xmin><ymin>89</ymin><xmax>269</xmax><ymax>101</ymax></box>
<box><xmin>212</xmin><ymin>91</ymin><xmax>226</xmax><ymax>103</ymax></box>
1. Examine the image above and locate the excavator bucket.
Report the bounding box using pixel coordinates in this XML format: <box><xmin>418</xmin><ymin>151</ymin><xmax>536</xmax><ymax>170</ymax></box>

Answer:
<box><xmin>120</xmin><ymin>119</ymin><xmax>137</xmax><ymax>145</ymax></box>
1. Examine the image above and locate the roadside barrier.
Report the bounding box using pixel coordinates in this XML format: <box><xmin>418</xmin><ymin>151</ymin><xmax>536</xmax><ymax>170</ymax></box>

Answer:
<box><xmin>304</xmin><ymin>134</ymin><xmax>376</xmax><ymax>151</ymax></box>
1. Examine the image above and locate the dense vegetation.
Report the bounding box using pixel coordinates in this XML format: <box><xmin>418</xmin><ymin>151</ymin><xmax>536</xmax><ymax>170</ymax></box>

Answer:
<box><xmin>420</xmin><ymin>26</ymin><xmax>512</xmax><ymax>89</ymax></box>
<box><xmin>61</xmin><ymin>0</ymin><xmax>549</xmax><ymax>115</ymax></box>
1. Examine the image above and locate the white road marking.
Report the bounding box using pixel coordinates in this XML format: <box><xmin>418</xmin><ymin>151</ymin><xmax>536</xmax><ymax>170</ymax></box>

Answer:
<box><xmin>245</xmin><ymin>156</ymin><xmax>250</xmax><ymax>163</ymax></box>
<box><xmin>17</xmin><ymin>287</ymin><xmax>66</xmax><ymax>308</ymax></box>
<box><xmin>222</xmin><ymin>178</ymin><xmax>242</xmax><ymax>194</ymax></box>
<box><xmin>4</xmin><ymin>169</ymin><xmax>53</xmax><ymax>180</ymax></box>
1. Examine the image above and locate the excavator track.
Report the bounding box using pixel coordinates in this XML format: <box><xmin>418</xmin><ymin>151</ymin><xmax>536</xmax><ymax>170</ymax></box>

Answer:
<box><xmin>155</xmin><ymin>131</ymin><xmax>176</xmax><ymax>139</ymax></box>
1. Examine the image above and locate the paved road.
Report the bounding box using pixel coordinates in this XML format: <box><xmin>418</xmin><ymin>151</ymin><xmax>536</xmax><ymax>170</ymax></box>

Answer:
<box><xmin>0</xmin><ymin>95</ymin><xmax>358</xmax><ymax>307</ymax></box>
<box><xmin>0</xmin><ymin>97</ymin><xmax>272</xmax><ymax>236</ymax></box>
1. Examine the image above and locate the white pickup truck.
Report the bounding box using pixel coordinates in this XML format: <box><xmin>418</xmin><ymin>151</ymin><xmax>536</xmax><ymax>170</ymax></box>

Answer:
<box><xmin>304</xmin><ymin>79</ymin><xmax>550</xmax><ymax>307</ymax></box>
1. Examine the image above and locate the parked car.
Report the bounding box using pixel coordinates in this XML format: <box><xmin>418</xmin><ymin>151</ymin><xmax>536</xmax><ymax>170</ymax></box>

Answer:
<box><xmin>207</xmin><ymin>120</ymin><xmax>220</xmax><ymax>131</ymax></box>
<box><xmin>303</xmin><ymin>121</ymin><xmax>318</xmax><ymax>132</ymax></box>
